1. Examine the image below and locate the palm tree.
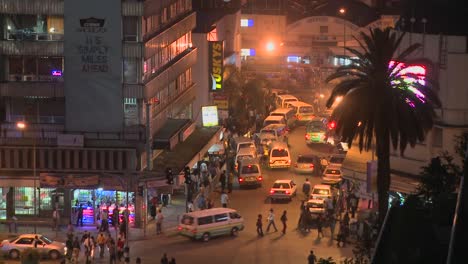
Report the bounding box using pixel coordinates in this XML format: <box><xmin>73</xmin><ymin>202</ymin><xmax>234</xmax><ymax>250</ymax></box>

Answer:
<box><xmin>325</xmin><ymin>27</ymin><xmax>441</xmax><ymax>222</ymax></box>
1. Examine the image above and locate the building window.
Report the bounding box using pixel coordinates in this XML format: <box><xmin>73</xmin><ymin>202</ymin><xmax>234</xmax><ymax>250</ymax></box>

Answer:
<box><xmin>241</xmin><ymin>48</ymin><xmax>256</xmax><ymax>56</ymax></box>
<box><xmin>432</xmin><ymin>127</ymin><xmax>443</xmax><ymax>148</ymax></box>
<box><xmin>124</xmin><ymin>58</ymin><xmax>138</xmax><ymax>84</ymax></box>
<box><xmin>123</xmin><ymin>16</ymin><xmax>138</xmax><ymax>41</ymax></box>
<box><xmin>320</xmin><ymin>26</ymin><xmax>328</xmax><ymax>34</ymax></box>
<box><xmin>240</xmin><ymin>19</ymin><xmax>254</xmax><ymax>27</ymax></box>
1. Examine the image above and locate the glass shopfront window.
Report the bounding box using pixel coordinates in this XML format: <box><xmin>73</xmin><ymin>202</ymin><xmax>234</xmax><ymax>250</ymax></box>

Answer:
<box><xmin>0</xmin><ymin>188</ymin><xmax>6</xmax><ymax>220</ymax></box>
<box><xmin>14</xmin><ymin>187</ymin><xmax>56</xmax><ymax>216</ymax></box>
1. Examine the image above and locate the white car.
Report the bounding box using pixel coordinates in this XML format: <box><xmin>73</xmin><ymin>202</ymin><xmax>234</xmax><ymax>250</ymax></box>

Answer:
<box><xmin>321</xmin><ymin>166</ymin><xmax>343</xmax><ymax>184</ymax></box>
<box><xmin>0</xmin><ymin>234</ymin><xmax>66</xmax><ymax>259</ymax></box>
<box><xmin>269</xmin><ymin>180</ymin><xmax>297</xmax><ymax>202</ymax></box>
<box><xmin>306</xmin><ymin>199</ymin><xmax>326</xmax><ymax>214</ymax></box>
<box><xmin>310</xmin><ymin>184</ymin><xmax>332</xmax><ymax>200</ymax></box>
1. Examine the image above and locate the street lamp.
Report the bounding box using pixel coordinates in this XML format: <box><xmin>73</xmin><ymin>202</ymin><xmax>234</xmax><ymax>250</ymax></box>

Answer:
<box><xmin>266</xmin><ymin>42</ymin><xmax>275</xmax><ymax>52</ymax></box>
<box><xmin>339</xmin><ymin>8</ymin><xmax>346</xmax><ymax>59</ymax></box>
<box><xmin>17</xmin><ymin>121</ymin><xmax>37</xmax><ymax>234</ymax></box>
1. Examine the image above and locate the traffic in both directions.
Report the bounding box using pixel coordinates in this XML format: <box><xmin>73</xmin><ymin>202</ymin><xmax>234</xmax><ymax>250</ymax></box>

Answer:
<box><xmin>126</xmin><ymin>125</ymin><xmax>353</xmax><ymax>264</ymax></box>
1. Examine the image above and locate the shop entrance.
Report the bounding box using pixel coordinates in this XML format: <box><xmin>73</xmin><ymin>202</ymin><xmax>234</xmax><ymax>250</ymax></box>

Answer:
<box><xmin>72</xmin><ymin>189</ymin><xmax>135</xmax><ymax>226</ymax></box>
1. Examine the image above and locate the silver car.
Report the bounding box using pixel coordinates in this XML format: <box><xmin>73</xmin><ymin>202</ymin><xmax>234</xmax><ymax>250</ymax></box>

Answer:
<box><xmin>0</xmin><ymin>234</ymin><xmax>66</xmax><ymax>260</ymax></box>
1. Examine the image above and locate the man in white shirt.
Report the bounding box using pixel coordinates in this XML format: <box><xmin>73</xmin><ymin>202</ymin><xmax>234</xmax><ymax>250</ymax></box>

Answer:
<box><xmin>266</xmin><ymin>208</ymin><xmax>278</xmax><ymax>232</ymax></box>
<box><xmin>221</xmin><ymin>192</ymin><xmax>229</xmax><ymax>208</ymax></box>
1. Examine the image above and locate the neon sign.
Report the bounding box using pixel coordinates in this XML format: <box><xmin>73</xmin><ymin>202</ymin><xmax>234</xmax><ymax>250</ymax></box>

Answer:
<box><xmin>389</xmin><ymin>61</ymin><xmax>427</xmax><ymax>107</ymax></box>
<box><xmin>51</xmin><ymin>70</ymin><xmax>62</xmax><ymax>76</ymax></box>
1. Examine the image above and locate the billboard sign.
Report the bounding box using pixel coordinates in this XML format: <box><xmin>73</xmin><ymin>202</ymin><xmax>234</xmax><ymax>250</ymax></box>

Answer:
<box><xmin>202</xmin><ymin>106</ymin><xmax>219</xmax><ymax>127</ymax></box>
<box><xmin>208</xmin><ymin>41</ymin><xmax>224</xmax><ymax>91</ymax></box>
<box><xmin>64</xmin><ymin>0</ymin><xmax>123</xmax><ymax>132</ymax></box>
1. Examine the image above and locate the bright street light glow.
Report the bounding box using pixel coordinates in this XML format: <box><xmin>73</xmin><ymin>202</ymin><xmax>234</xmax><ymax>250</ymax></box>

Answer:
<box><xmin>16</xmin><ymin>121</ymin><xmax>26</xmax><ymax>130</ymax></box>
<box><xmin>266</xmin><ymin>42</ymin><xmax>275</xmax><ymax>51</ymax></box>
<box><xmin>335</xmin><ymin>96</ymin><xmax>343</xmax><ymax>104</ymax></box>
<box><xmin>339</xmin><ymin>8</ymin><xmax>346</xmax><ymax>14</ymax></box>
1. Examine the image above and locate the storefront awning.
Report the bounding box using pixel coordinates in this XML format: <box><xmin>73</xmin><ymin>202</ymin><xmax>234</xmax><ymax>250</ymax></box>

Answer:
<box><xmin>152</xmin><ymin>119</ymin><xmax>191</xmax><ymax>150</ymax></box>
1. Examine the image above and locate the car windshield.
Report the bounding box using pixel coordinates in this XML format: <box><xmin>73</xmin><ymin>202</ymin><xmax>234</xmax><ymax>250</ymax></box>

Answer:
<box><xmin>264</xmin><ymin>121</ymin><xmax>280</xmax><ymax>126</ymax></box>
<box><xmin>239</xmin><ymin>143</ymin><xmax>254</xmax><ymax>150</ymax></box>
<box><xmin>181</xmin><ymin>215</ymin><xmax>194</xmax><ymax>225</ymax></box>
<box><xmin>271</xmin><ymin>149</ymin><xmax>288</xmax><ymax>157</ymax></box>
<box><xmin>298</xmin><ymin>156</ymin><xmax>315</xmax><ymax>163</ymax></box>
<box><xmin>330</xmin><ymin>157</ymin><xmax>345</xmax><ymax>164</ymax></box>
<box><xmin>273</xmin><ymin>183</ymin><xmax>290</xmax><ymax>189</ymax></box>
<box><xmin>241</xmin><ymin>165</ymin><xmax>259</xmax><ymax>174</ymax></box>
<box><xmin>307</xmin><ymin>121</ymin><xmax>326</xmax><ymax>131</ymax></box>
<box><xmin>237</xmin><ymin>155</ymin><xmax>253</xmax><ymax>163</ymax></box>
<box><xmin>260</xmin><ymin>130</ymin><xmax>275</xmax><ymax>137</ymax></box>
<box><xmin>270</xmin><ymin>113</ymin><xmax>284</xmax><ymax>118</ymax></box>
<box><xmin>299</xmin><ymin>106</ymin><xmax>314</xmax><ymax>113</ymax></box>
<box><xmin>284</xmin><ymin>99</ymin><xmax>297</xmax><ymax>104</ymax></box>
<box><xmin>313</xmin><ymin>189</ymin><xmax>330</xmax><ymax>195</ymax></box>
<box><xmin>325</xmin><ymin>169</ymin><xmax>341</xmax><ymax>175</ymax></box>
<box><xmin>40</xmin><ymin>236</ymin><xmax>52</xmax><ymax>244</ymax></box>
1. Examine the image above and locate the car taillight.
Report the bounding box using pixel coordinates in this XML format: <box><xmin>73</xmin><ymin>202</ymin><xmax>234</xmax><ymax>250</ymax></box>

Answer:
<box><xmin>239</xmin><ymin>177</ymin><xmax>244</xmax><ymax>182</ymax></box>
<box><xmin>310</xmin><ymin>164</ymin><xmax>314</xmax><ymax>168</ymax></box>
<box><xmin>288</xmin><ymin>160</ymin><xmax>291</xmax><ymax>164</ymax></box>
<box><xmin>191</xmin><ymin>229</ymin><xmax>197</xmax><ymax>234</ymax></box>
<box><xmin>177</xmin><ymin>226</ymin><xmax>183</xmax><ymax>231</ymax></box>
<box><xmin>270</xmin><ymin>189</ymin><xmax>275</xmax><ymax>194</ymax></box>
<box><xmin>305</xmin><ymin>134</ymin><xmax>310</xmax><ymax>140</ymax></box>
<box><xmin>285</xmin><ymin>190</ymin><xmax>291</xmax><ymax>194</ymax></box>
<box><xmin>294</xmin><ymin>163</ymin><xmax>298</xmax><ymax>167</ymax></box>
<box><xmin>258</xmin><ymin>176</ymin><xmax>263</xmax><ymax>181</ymax></box>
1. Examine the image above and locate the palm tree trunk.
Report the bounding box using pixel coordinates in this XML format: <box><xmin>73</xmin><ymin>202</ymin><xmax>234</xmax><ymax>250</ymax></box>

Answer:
<box><xmin>376</xmin><ymin>132</ymin><xmax>391</xmax><ymax>224</ymax></box>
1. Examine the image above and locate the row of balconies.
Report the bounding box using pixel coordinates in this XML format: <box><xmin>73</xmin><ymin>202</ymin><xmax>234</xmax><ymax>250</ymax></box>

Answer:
<box><xmin>0</xmin><ymin>0</ymin><xmax>143</xmax><ymax>16</ymax></box>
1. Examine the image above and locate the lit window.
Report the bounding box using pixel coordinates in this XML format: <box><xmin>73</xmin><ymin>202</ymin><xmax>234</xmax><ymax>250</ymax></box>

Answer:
<box><xmin>241</xmin><ymin>19</ymin><xmax>254</xmax><ymax>27</ymax></box>
<box><xmin>287</xmin><ymin>56</ymin><xmax>301</xmax><ymax>63</ymax></box>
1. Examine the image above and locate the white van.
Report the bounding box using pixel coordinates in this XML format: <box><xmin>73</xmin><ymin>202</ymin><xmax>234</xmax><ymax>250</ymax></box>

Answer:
<box><xmin>234</xmin><ymin>148</ymin><xmax>257</xmax><ymax>173</ymax></box>
<box><xmin>270</xmin><ymin>108</ymin><xmax>297</xmax><ymax>128</ymax></box>
<box><xmin>275</xmin><ymin>95</ymin><xmax>299</xmax><ymax>108</ymax></box>
<box><xmin>178</xmin><ymin>208</ymin><xmax>245</xmax><ymax>242</ymax></box>
<box><xmin>263</xmin><ymin>115</ymin><xmax>286</xmax><ymax>127</ymax></box>
<box><xmin>268</xmin><ymin>142</ymin><xmax>291</xmax><ymax>169</ymax></box>
<box><xmin>231</xmin><ymin>136</ymin><xmax>256</xmax><ymax>153</ymax></box>
<box><xmin>258</xmin><ymin>124</ymin><xmax>288</xmax><ymax>146</ymax></box>
<box><xmin>288</xmin><ymin>101</ymin><xmax>315</xmax><ymax>123</ymax></box>
<box><xmin>238</xmin><ymin>158</ymin><xmax>263</xmax><ymax>187</ymax></box>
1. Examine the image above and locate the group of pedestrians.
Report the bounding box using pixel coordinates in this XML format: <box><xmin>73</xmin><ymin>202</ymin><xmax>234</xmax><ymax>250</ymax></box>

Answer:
<box><xmin>256</xmin><ymin>209</ymin><xmax>289</xmax><ymax>236</ymax></box>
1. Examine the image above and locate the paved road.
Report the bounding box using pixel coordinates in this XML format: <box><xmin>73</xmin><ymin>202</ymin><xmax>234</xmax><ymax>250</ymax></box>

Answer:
<box><xmin>119</xmin><ymin>127</ymin><xmax>352</xmax><ymax>264</ymax></box>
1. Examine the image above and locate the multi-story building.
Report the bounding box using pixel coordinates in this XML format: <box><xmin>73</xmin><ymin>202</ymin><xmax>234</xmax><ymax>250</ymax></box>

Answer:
<box><xmin>192</xmin><ymin>0</ymin><xmax>243</xmax><ymax>125</ymax></box>
<box><xmin>0</xmin><ymin>0</ymin><xmax>196</xmax><ymax>225</ymax></box>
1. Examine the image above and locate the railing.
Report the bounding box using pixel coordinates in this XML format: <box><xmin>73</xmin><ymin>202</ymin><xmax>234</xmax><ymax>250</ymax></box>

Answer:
<box><xmin>8</xmin><ymin>75</ymin><xmax>64</xmax><ymax>82</ymax></box>
<box><xmin>7</xmin><ymin>32</ymin><xmax>64</xmax><ymax>41</ymax></box>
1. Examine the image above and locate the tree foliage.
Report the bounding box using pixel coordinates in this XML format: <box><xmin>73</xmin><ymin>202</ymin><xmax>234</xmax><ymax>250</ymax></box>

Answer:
<box><xmin>326</xmin><ymin>27</ymin><xmax>441</xmax><ymax>222</ymax></box>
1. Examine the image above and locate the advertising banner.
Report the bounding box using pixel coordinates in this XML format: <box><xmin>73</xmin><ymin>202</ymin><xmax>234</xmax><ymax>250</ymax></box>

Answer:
<box><xmin>64</xmin><ymin>0</ymin><xmax>123</xmax><ymax>132</ymax></box>
<box><xmin>208</xmin><ymin>41</ymin><xmax>224</xmax><ymax>92</ymax></box>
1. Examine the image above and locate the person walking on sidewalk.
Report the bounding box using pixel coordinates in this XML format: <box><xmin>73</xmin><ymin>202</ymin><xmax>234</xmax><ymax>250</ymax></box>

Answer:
<box><xmin>266</xmin><ymin>209</ymin><xmax>278</xmax><ymax>232</ymax></box>
<box><xmin>108</xmin><ymin>239</ymin><xmax>117</xmax><ymax>264</ymax></box>
<box><xmin>76</xmin><ymin>204</ymin><xmax>84</xmax><ymax>227</ymax></box>
<box><xmin>97</xmin><ymin>232</ymin><xmax>107</xmax><ymax>258</ymax></box>
<box><xmin>256</xmin><ymin>214</ymin><xmax>264</xmax><ymax>236</ymax></box>
<box><xmin>308</xmin><ymin>250</ymin><xmax>317</xmax><ymax>264</ymax></box>
<box><xmin>349</xmin><ymin>193</ymin><xmax>359</xmax><ymax>218</ymax></box>
<box><xmin>220</xmin><ymin>170</ymin><xmax>227</xmax><ymax>192</ymax></box>
<box><xmin>156</xmin><ymin>209</ymin><xmax>164</xmax><ymax>235</ymax></box>
<box><xmin>280</xmin><ymin>210</ymin><xmax>288</xmax><ymax>234</ymax></box>
<box><xmin>221</xmin><ymin>191</ymin><xmax>229</xmax><ymax>208</ymax></box>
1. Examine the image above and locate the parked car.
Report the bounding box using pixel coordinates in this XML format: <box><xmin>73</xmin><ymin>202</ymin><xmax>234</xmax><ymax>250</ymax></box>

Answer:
<box><xmin>306</xmin><ymin>199</ymin><xmax>326</xmax><ymax>214</ymax></box>
<box><xmin>0</xmin><ymin>234</ymin><xmax>66</xmax><ymax>260</ymax></box>
<box><xmin>269</xmin><ymin>180</ymin><xmax>297</xmax><ymax>202</ymax></box>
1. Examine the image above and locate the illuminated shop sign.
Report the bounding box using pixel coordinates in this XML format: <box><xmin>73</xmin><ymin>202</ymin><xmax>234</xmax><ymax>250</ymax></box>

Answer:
<box><xmin>209</xmin><ymin>41</ymin><xmax>224</xmax><ymax>91</ymax></box>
